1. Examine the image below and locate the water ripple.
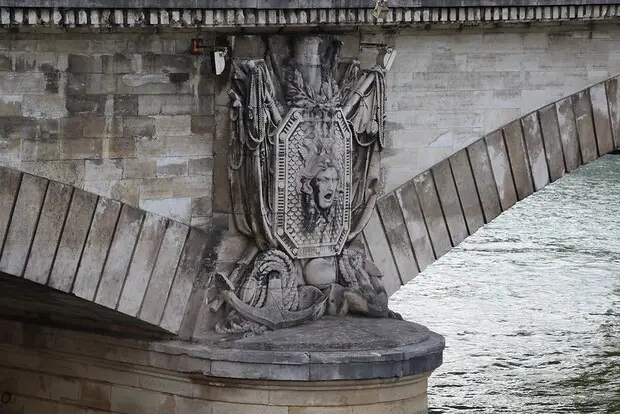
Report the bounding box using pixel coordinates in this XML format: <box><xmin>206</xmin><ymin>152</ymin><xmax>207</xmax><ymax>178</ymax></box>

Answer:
<box><xmin>391</xmin><ymin>155</ymin><xmax>620</xmax><ymax>413</ymax></box>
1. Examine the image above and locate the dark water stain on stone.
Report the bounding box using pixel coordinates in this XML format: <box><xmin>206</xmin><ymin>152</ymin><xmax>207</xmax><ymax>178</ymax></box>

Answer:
<box><xmin>40</xmin><ymin>63</ymin><xmax>60</xmax><ymax>94</ymax></box>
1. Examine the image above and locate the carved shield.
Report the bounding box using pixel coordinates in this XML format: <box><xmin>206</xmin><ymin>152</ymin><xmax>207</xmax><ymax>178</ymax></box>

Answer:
<box><xmin>273</xmin><ymin>108</ymin><xmax>352</xmax><ymax>259</ymax></box>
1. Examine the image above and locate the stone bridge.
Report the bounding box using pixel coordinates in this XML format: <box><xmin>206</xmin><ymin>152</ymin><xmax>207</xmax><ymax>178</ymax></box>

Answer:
<box><xmin>1</xmin><ymin>1</ymin><xmax>620</xmax><ymax>340</ymax></box>
<box><xmin>2</xmin><ymin>2</ymin><xmax>620</xmax><ymax>413</ymax></box>
<box><xmin>364</xmin><ymin>75</ymin><xmax>620</xmax><ymax>295</ymax></box>
<box><xmin>0</xmin><ymin>165</ymin><xmax>212</xmax><ymax>337</ymax></box>
<box><xmin>1</xmin><ymin>75</ymin><xmax>617</xmax><ymax>340</ymax></box>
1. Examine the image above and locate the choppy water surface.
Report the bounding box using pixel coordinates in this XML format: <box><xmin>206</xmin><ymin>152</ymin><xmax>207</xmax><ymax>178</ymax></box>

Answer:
<box><xmin>391</xmin><ymin>155</ymin><xmax>620</xmax><ymax>413</ymax></box>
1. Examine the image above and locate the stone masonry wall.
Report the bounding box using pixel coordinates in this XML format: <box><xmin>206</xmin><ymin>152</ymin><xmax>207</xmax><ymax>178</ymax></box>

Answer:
<box><xmin>3</xmin><ymin>25</ymin><xmax>620</xmax><ymax>225</ymax></box>
<box><xmin>0</xmin><ymin>31</ymin><xmax>215</xmax><ymax>225</ymax></box>
<box><xmin>375</xmin><ymin>23</ymin><xmax>620</xmax><ymax>194</ymax></box>
<box><xmin>0</xmin><ymin>319</ymin><xmax>430</xmax><ymax>414</ymax></box>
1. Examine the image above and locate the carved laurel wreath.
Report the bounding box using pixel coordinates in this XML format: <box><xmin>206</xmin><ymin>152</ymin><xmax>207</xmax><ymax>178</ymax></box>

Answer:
<box><xmin>285</xmin><ymin>67</ymin><xmax>340</xmax><ymax>109</ymax></box>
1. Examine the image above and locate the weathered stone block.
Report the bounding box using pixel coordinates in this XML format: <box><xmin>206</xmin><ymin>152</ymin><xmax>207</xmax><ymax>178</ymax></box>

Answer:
<box><xmin>102</xmin><ymin>53</ymin><xmax>133</xmax><ymax>73</ymax></box>
<box><xmin>123</xmin><ymin>116</ymin><xmax>156</xmax><ymax>138</ymax></box>
<box><xmin>72</xmin><ymin>198</ymin><xmax>121</xmax><ymax>301</ymax></box>
<box><xmin>159</xmin><ymin>228</ymin><xmax>208</xmax><ymax>333</ymax></box>
<box><xmin>109</xmin><ymin>179</ymin><xmax>140</xmax><ymax>206</ymax></box>
<box><xmin>154</xmin><ymin>115</ymin><xmax>192</xmax><ymax>136</ymax></box>
<box><xmin>0</xmin><ymin>72</ymin><xmax>45</xmax><ymax>94</ymax></box>
<box><xmin>589</xmin><ymin>83</ymin><xmax>615</xmax><ymax>156</ymax></box>
<box><xmin>21</xmin><ymin>140</ymin><xmax>60</xmax><ymax>161</ymax></box>
<box><xmin>190</xmin><ymin>115</ymin><xmax>214</xmax><ymax>135</ymax></box>
<box><xmin>66</xmin><ymin>73</ymin><xmax>116</xmax><ymax>95</ymax></box>
<box><xmin>484</xmin><ymin>130</ymin><xmax>517</xmax><ymax>211</ymax></box>
<box><xmin>113</xmin><ymin>95</ymin><xmax>138</xmax><ymax>116</ymax></box>
<box><xmin>156</xmin><ymin>157</ymin><xmax>188</xmax><ymax>177</ymax></box>
<box><xmin>117</xmin><ymin>73</ymin><xmax>192</xmax><ymax>95</ymax></box>
<box><xmin>0</xmin><ymin>53</ymin><xmax>11</xmax><ymax>71</ymax></box>
<box><xmin>55</xmin><ymin>117</ymin><xmax>85</xmax><ymax>140</ymax></box>
<box><xmin>138</xmin><ymin>95</ymin><xmax>194</xmax><ymax>116</ymax></box>
<box><xmin>606</xmin><ymin>77</ymin><xmax>620</xmax><ymax>149</ymax></box>
<box><xmin>0</xmin><ymin>95</ymin><xmax>22</xmax><ymax>116</ymax></box>
<box><xmin>65</xmin><ymin>94</ymin><xmax>106</xmax><ymax>116</ymax></box>
<box><xmin>555</xmin><ymin>97</ymin><xmax>581</xmax><ymax>171</ymax></box>
<box><xmin>140</xmin><ymin>221</ymin><xmax>189</xmax><ymax>325</ymax></box>
<box><xmin>60</xmin><ymin>138</ymin><xmax>103</xmax><ymax>160</ymax></box>
<box><xmin>467</xmin><ymin>140</ymin><xmax>502</xmax><ymax>223</ymax></box>
<box><xmin>79</xmin><ymin>381</ymin><xmax>111</xmax><ymax>410</ymax></box>
<box><xmin>413</xmin><ymin>170</ymin><xmax>452</xmax><ymax>258</ymax></box>
<box><xmin>431</xmin><ymin>159</ymin><xmax>468</xmax><ymax>246</ymax></box>
<box><xmin>211</xmin><ymin>154</ymin><xmax>230</xmax><ymax>214</ymax></box>
<box><xmin>95</xmin><ymin>204</ymin><xmax>144</xmax><ymax>309</ymax></box>
<box><xmin>0</xmin><ymin>168</ymin><xmax>22</xmax><ymax>255</ymax></box>
<box><xmin>377</xmin><ymin>193</ymin><xmax>419</xmax><ymax>284</ymax></box>
<box><xmin>142</xmin><ymin>54</ymin><xmax>196</xmax><ymax>74</ymax></box>
<box><xmin>82</xmin><ymin>117</ymin><xmax>122</xmax><ymax>138</ymax></box>
<box><xmin>103</xmin><ymin>138</ymin><xmax>137</xmax><ymax>158</ymax></box>
<box><xmin>0</xmin><ymin>117</ymin><xmax>39</xmax><ymax>140</ymax></box>
<box><xmin>85</xmin><ymin>159</ymin><xmax>123</xmax><ymax>181</ymax></box>
<box><xmin>123</xmin><ymin>159</ymin><xmax>156</xmax><ymax>179</ymax></box>
<box><xmin>0</xmin><ymin>138</ymin><xmax>20</xmax><ymax>168</ymax></box>
<box><xmin>23</xmin><ymin>181</ymin><xmax>73</xmax><ymax>284</ymax></box>
<box><xmin>188</xmin><ymin>157</ymin><xmax>213</xmax><ymax>176</ymax></box>
<box><xmin>448</xmin><ymin>149</ymin><xmax>485</xmax><ymax>235</ymax></box>
<box><xmin>140</xmin><ymin>176</ymin><xmax>211</xmax><ymax>200</ymax></box>
<box><xmin>362</xmin><ymin>209</ymin><xmax>401</xmax><ymax>296</ymax></box>
<box><xmin>521</xmin><ymin>112</ymin><xmax>550</xmax><ymax>191</ymax></box>
<box><xmin>502</xmin><ymin>120</ymin><xmax>534</xmax><ymax>200</ymax></box>
<box><xmin>117</xmin><ymin>213</ymin><xmax>167</xmax><ymax>316</ymax></box>
<box><xmin>20</xmin><ymin>160</ymin><xmax>85</xmax><ymax>187</ymax></box>
<box><xmin>137</xmin><ymin>135</ymin><xmax>211</xmax><ymax>158</ymax></box>
<box><xmin>191</xmin><ymin>196</ymin><xmax>211</xmax><ymax>218</ymax></box>
<box><xmin>67</xmin><ymin>54</ymin><xmax>102</xmax><ymax>73</ymax></box>
<box><xmin>140</xmin><ymin>198</ymin><xmax>192</xmax><ymax>224</ymax></box>
<box><xmin>538</xmin><ymin>104</ymin><xmax>565</xmax><ymax>181</ymax></box>
<box><xmin>48</xmin><ymin>189</ymin><xmax>97</xmax><ymax>292</ymax></box>
<box><xmin>0</xmin><ymin>174</ymin><xmax>48</xmax><ymax>276</ymax></box>
<box><xmin>572</xmin><ymin>90</ymin><xmax>598</xmax><ymax>164</ymax></box>
<box><xmin>22</xmin><ymin>95</ymin><xmax>67</xmax><ymax>118</ymax></box>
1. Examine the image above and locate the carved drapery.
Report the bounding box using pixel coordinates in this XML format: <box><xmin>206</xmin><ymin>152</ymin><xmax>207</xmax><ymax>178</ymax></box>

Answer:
<box><xmin>212</xmin><ymin>35</ymin><xmax>399</xmax><ymax>335</ymax></box>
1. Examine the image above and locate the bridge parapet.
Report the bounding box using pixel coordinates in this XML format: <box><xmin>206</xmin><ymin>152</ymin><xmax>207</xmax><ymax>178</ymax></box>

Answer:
<box><xmin>0</xmin><ymin>166</ymin><xmax>210</xmax><ymax>335</ymax></box>
<box><xmin>366</xmin><ymin>75</ymin><xmax>620</xmax><ymax>295</ymax></box>
<box><xmin>2</xmin><ymin>1</ymin><xmax>620</xmax><ymax>30</ymax></box>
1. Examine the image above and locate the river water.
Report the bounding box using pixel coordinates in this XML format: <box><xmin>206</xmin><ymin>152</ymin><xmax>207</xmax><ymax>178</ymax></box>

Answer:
<box><xmin>390</xmin><ymin>154</ymin><xmax>620</xmax><ymax>413</ymax></box>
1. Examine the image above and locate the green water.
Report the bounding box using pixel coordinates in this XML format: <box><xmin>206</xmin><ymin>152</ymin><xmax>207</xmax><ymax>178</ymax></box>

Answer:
<box><xmin>391</xmin><ymin>155</ymin><xmax>620</xmax><ymax>413</ymax></box>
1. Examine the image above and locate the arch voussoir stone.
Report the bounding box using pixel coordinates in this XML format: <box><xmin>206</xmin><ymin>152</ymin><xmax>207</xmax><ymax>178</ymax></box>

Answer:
<box><xmin>448</xmin><ymin>149</ymin><xmax>485</xmax><ymax>236</ymax></box>
<box><xmin>378</xmin><ymin>74</ymin><xmax>620</xmax><ymax>298</ymax></box>
<box><xmin>538</xmin><ymin>104</ymin><xmax>566</xmax><ymax>182</ymax></box>
<box><xmin>485</xmin><ymin>130</ymin><xmax>518</xmax><ymax>212</ymax></box>
<box><xmin>0</xmin><ymin>165</ymin><xmax>209</xmax><ymax>336</ymax></box>
<box><xmin>605</xmin><ymin>78</ymin><xmax>620</xmax><ymax>150</ymax></box>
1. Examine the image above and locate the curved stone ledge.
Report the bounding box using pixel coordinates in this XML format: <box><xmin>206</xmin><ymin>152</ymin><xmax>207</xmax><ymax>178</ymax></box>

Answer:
<box><xmin>152</xmin><ymin>316</ymin><xmax>445</xmax><ymax>381</ymax></box>
<box><xmin>1</xmin><ymin>4</ymin><xmax>619</xmax><ymax>29</ymax></box>
<box><xmin>0</xmin><ymin>317</ymin><xmax>437</xmax><ymax>413</ymax></box>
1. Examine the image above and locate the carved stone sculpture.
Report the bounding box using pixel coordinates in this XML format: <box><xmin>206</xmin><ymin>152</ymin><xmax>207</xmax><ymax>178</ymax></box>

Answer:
<box><xmin>211</xmin><ymin>35</ymin><xmax>400</xmax><ymax>335</ymax></box>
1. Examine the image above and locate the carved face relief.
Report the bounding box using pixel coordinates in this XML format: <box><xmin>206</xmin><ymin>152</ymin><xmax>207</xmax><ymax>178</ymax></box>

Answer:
<box><xmin>274</xmin><ymin>108</ymin><xmax>352</xmax><ymax>259</ymax></box>
<box><xmin>313</xmin><ymin>166</ymin><xmax>339</xmax><ymax>210</ymax></box>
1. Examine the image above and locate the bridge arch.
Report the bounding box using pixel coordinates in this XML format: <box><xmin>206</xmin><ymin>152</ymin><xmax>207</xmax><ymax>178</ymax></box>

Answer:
<box><xmin>0</xmin><ymin>170</ymin><xmax>211</xmax><ymax>337</ymax></box>
<box><xmin>367</xmin><ymin>75</ymin><xmax>620</xmax><ymax>296</ymax></box>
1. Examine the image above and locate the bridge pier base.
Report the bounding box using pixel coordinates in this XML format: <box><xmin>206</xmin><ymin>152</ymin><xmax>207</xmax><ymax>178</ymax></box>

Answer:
<box><xmin>0</xmin><ymin>316</ymin><xmax>443</xmax><ymax>414</ymax></box>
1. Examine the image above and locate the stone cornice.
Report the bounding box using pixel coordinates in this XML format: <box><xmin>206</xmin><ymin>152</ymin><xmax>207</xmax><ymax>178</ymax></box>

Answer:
<box><xmin>1</xmin><ymin>4</ymin><xmax>619</xmax><ymax>29</ymax></box>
